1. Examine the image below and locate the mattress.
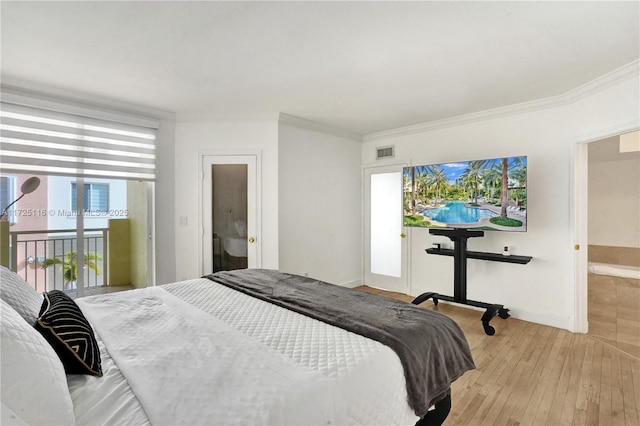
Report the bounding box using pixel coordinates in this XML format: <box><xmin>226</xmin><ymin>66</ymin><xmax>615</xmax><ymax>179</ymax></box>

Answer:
<box><xmin>71</xmin><ymin>278</ymin><xmax>419</xmax><ymax>425</ymax></box>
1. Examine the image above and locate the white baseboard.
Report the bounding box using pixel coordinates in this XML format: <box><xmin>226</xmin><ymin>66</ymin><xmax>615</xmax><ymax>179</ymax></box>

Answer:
<box><xmin>423</xmin><ymin>300</ymin><xmax>574</xmax><ymax>332</ymax></box>
<box><xmin>507</xmin><ymin>308</ymin><xmax>574</xmax><ymax>332</ymax></box>
<box><xmin>340</xmin><ymin>279</ymin><xmax>362</xmax><ymax>288</ymax></box>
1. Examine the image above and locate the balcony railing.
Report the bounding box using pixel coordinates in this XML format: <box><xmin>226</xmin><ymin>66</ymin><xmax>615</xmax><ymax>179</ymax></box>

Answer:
<box><xmin>9</xmin><ymin>228</ymin><xmax>108</xmax><ymax>293</ymax></box>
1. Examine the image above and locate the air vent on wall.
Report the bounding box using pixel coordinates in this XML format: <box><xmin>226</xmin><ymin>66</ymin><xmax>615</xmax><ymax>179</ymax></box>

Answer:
<box><xmin>376</xmin><ymin>145</ymin><xmax>395</xmax><ymax>160</ymax></box>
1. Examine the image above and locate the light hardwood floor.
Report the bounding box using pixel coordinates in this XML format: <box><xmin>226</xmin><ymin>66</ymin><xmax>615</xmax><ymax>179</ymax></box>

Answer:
<box><xmin>589</xmin><ymin>273</ymin><xmax>640</xmax><ymax>359</ymax></box>
<box><xmin>357</xmin><ymin>285</ymin><xmax>640</xmax><ymax>426</ymax></box>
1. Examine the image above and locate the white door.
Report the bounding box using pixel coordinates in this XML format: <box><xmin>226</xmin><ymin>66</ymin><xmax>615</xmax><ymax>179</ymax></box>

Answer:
<box><xmin>201</xmin><ymin>155</ymin><xmax>260</xmax><ymax>276</ymax></box>
<box><xmin>364</xmin><ymin>165</ymin><xmax>408</xmax><ymax>293</ymax></box>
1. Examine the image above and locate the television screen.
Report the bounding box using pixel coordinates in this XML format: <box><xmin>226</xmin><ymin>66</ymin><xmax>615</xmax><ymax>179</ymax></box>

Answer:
<box><xmin>403</xmin><ymin>155</ymin><xmax>527</xmax><ymax>231</ymax></box>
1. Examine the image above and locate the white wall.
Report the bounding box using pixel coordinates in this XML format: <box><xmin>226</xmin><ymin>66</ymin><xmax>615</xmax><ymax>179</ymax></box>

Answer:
<box><xmin>362</xmin><ymin>73</ymin><xmax>639</xmax><ymax>331</ymax></box>
<box><xmin>588</xmin><ymin>157</ymin><xmax>640</xmax><ymax>248</ymax></box>
<box><xmin>155</xmin><ymin>118</ymin><xmax>177</xmax><ymax>284</ymax></box>
<box><xmin>174</xmin><ymin>120</ymin><xmax>279</xmax><ymax>281</ymax></box>
<box><xmin>278</xmin><ymin>122</ymin><xmax>362</xmax><ymax>287</ymax></box>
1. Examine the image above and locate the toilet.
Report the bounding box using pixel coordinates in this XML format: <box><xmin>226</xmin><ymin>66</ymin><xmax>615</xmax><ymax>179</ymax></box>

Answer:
<box><xmin>223</xmin><ymin>220</ymin><xmax>248</xmax><ymax>258</ymax></box>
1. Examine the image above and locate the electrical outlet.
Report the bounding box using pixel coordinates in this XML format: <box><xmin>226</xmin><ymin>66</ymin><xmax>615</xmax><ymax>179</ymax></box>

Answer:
<box><xmin>178</xmin><ymin>216</ymin><xmax>188</xmax><ymax>226</ymax></box>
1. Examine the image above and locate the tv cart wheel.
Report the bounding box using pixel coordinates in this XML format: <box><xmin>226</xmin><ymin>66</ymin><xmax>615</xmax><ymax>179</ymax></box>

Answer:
<box><xmin>412</xmin><ymin>292</ymin><xmax>439</xmax><ymax>306</ymax></box>
<box><xmin>482</xmin><ymin>322</ymin><xmax>496</xmax><ymax>336</ymax></box>
<box><xmin>479</xmin><ymin>304</ymin><xmax>506</xmax><ymax>336</ymax></box>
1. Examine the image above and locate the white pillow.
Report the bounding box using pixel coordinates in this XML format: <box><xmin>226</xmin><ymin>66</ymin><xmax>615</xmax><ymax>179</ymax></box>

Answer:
<box><xmin>1</xmin><ymin>299</ymin><xmax>76</xmax><ymax>425</ymax></box>
<box><xmin>0</xmin><ymin>265</ymin><xmax>43</xmax><ymax>325</ymax></box>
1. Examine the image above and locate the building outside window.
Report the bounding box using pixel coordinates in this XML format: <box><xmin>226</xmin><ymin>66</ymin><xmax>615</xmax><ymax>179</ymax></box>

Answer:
<box><xmin>0</xmin><ymin>176</ymin><xmax>17</xmax><ymax>224</ymax></box>
<box><xmin>71</xmin><ymin>183</ymin><xmax>109</xmax><ymax>213</ymax></box>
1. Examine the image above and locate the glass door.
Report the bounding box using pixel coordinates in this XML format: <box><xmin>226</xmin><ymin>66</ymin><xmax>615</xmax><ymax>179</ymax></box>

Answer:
<box><xmin>201</xmin><ymin>155</ymin><xmax>258</xmax><ymax>275</ymax></box>
<box><xmin>1</xmin><ymin>173</ymin><xmax>151</xmax><ymax>296</ymax></box>
<box><xmin>364</xmin><ymin>165</ymin><xmax>408</xmax><ymax>293</ymax></box>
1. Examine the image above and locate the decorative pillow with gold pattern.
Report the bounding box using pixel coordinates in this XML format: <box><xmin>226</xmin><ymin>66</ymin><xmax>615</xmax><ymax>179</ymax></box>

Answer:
<box><xmin>34</xmin><ymin>290</ymin><xmax>103</xmax><ymax>377</ymax></box>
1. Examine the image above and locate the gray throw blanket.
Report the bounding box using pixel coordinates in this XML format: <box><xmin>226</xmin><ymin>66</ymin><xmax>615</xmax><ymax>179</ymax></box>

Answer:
<box><xmin>207</xmin><ymin>269</ymin><xmax>475</xmax><ymax>418</ymax></box>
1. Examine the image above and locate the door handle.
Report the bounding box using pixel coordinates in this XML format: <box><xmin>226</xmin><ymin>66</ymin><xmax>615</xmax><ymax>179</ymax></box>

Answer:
<box><xmin>248</xmin><ymin>237</ymin><xmax>255</xmax><ymax>243</ymax></box>
<box><xmin>400</xmin><ymin>233</ymin><xmax>406</xmax><ymax>238</ymax></box>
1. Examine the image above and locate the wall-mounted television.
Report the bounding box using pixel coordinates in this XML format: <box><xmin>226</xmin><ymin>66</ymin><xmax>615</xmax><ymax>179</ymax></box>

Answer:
<box><xmin>403</xmin><ymin>155</ymin><xmax>527</xmax><ymax>232</ymax></box>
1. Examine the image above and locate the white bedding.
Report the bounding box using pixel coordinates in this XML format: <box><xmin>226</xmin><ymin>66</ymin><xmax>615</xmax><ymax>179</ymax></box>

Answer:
<box><xmin>72</xmin><ymin>278</ymin><xmax>419</xmax><ymax>425</ymax></box>
<box><xmin>66</xmin><ymin>336</ymin><xmax>150</xmax><ymax>426</ymax></box>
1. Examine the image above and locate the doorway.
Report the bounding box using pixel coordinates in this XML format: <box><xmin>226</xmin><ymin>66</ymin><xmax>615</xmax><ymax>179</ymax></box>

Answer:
<box><xmin>201</xmin><ymin>155</ymin><xmax>260</xmax><ymax>276</ymax></box>
<box><xmin>363</xmin><ymin>165</ymin><xmax>408</xmax><ymax>294</ymax></box>
<box><xmin>584</xmin><ymin>135</ymin><xmax>640</xmax><ymax>357</ymax></box>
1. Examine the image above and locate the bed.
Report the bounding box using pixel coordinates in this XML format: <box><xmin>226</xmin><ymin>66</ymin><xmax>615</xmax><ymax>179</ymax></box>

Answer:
<box><xmin>0</xmin><ymin>266</ymin><xmax>474</xmax><ymax>426</ymax></box>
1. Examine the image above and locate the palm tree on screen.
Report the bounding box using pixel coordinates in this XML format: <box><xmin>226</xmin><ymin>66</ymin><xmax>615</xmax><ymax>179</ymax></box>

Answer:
<box><xmin>427</xmin><ymin>166</ymin><xmax>448</xmax><ymax>205</ymax></box>
<box><xmin>483</xmin><ymin>167</ymin><xmax>502</xmax><ymax>203</ymax></box>
<box><xmin>461</xmin><ymin>161</ymin><xmax>484</xmax><ymax>204</ymax></box>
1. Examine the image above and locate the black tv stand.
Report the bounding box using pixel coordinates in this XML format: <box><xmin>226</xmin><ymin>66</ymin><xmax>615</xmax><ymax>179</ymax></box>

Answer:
<box><xmin>412</xmin><ymin>228</ymin><xmax>532</xmax><ymax>335</ymax></box>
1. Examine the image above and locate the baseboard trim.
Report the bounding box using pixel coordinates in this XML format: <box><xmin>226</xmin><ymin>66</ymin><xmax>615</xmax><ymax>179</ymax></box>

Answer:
<box><xmin>426</xmin><ymin>300</ymin><xmax>574</xmax><ymax>332</ymax></box>
<box><xmin>507</xmin><ymin>308</ymin><xmax>573</xmax><ymax>332</ymax></box>
<box><xmin>340</xmin><ymin>279</ymin><xmax>362</xmax><ymax>288</ymax></box>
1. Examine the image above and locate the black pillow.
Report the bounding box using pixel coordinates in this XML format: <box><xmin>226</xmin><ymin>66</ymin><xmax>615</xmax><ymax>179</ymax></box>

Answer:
<box><xmin>34</xmin><ymin>290</ymin><xmax>103</xmax><ymax>377</ymax></box>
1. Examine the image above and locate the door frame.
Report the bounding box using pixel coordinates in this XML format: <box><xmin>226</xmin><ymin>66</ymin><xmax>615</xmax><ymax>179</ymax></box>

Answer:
<box><xmin>146</xmin><ymin>181</ymin><xmax>156</xmax><ymax>286</ymax></box>
<box><xmin>198</xmin><ymin>151</ymin><xmax>262</xmax><ymax>276</ymax></box>
<box><xmin>573</xmin><ymin>121</ymin><xmax>639</xmax><ymax>333</ymax></box>
<box><xmin>363</xmin><ymin>163</ymin><xmax>409</xmax><ymax>294</ymax></box>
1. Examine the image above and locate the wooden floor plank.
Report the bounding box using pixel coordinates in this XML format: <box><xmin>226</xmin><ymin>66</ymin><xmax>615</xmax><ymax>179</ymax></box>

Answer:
<box><xmin>585</xmin><ymin>341</ymin><xmax>604</xmax><ymax>426</ymax></box>
<box><xmin>520</xmin><ymin>328</ymin><xmax>566</xmax><ymax>426</ymax></box>
<box><xmin>545</xmin><ymin>334</ymin><xmax>576</xmax><ymax>425</ymax></box>
<box><xmin>559</xmin><ymin>333</ymin><xmax>589</xmax><ymax>424</ymax></box>
<box><xmin>629</xmin><ymin>356</ymin><xmax>640</xmax><ymax>426</ymax></box>
<box><xmin>497</xmin><ymin>326</ymin><xmax>556</xmax><ymax>426</ymax></box>
<box><xmin>471</xmin><ymin>325</ymin><xmax>532</xmax><ymax>425</ymax></box>
<box><xmin>356</xmin><ymin>285</ymin><xmax>640</xmax><ymax>426</ymax></box>
<box><xmin>572</xmin><ymin>338</ymin><xmax>595</xmax><ymax>425</ymax></box>
<box><xmin>478</xmin><ymin>325</ymin><xmax>536</xmax><ymax>426</ymax></box>
<box><xmin>621</xmin><ymin>356</ymin><xmax>640</xmax><ymax>426</ymax></box>
<box><xmin>611</xmin><ymin>351</ymin><xmax>626</xmax><ymax>425</ymax></box>
<box><xmin>493</xmin><ymin>325</ymin><xmax>551</xmax><ymax>426</ymax></box>
<box><xmin>600</xmin><ymin>346</ymin><xmax>613</xmax><ymax>425</ymax></box>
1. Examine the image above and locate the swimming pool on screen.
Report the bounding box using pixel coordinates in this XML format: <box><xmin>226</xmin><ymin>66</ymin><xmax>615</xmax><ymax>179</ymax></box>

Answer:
<box><xmin>421</xmin><ymin>201</ymin><xmax>497</xmax><ymax>225</ymax></box>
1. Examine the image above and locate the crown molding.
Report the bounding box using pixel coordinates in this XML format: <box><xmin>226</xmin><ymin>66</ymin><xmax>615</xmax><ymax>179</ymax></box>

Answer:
<box><xmin>562</xmin><ymin>59</ymin><xmax>639</xmax><ymax>103</ymax></box>
<box><xmin>0</xmin><ymin>78</ymin><xmax>175</xmax><ymax>124</ymax></box>
<box><xmin>278</xmin><ymin>113</ymin><xmax>363</xmax><ymax>142</ymax></box>
<box><xmin>176</xmin><ymin>112</ymin><xmax>280</xmax><ymax>123</ymax></box>
<box><xmin>364</xmin><ymin>59</ymin><xmax>640</xmax><ymax>143</ymax></box>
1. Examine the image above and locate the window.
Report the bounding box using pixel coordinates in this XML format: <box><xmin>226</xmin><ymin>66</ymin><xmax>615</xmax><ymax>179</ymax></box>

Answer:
<box><xmin>0</xmin><ymin>176</ymin><xmax>17</xmax><ymax>224</ymax></box>
<box><xmin>71</xmin><ymin>183</ymin><xmax>109</xmax><ymax>212</ymax></box>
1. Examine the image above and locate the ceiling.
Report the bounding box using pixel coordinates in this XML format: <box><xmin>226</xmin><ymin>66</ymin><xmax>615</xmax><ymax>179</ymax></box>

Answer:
<box><xmin>1</xmin><ymin>1</ymin><xmax>638</xmax><ymax>136</ymax></box>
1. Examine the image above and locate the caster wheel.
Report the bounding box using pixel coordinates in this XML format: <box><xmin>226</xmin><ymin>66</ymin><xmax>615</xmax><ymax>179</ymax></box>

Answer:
<box><xmin>498</xmin><ymin>309</ymin><xmax>510</xmax><ymax>319</ymax></box>
<box><xmin>433</xmin><ymin>298</ymin><xmax>439</xmax><ymax>306</ymax></box>
<box><xmin>483</xmin><ymin>324</ymin><xmax>495</xmax><ymax>336</ymax></box>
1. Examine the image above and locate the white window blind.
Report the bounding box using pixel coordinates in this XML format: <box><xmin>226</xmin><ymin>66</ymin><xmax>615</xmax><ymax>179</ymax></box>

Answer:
<box><xmin>0</xmin><ymin>102</ymin><xmax>157</xmax><ymax>181</ymax></box>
